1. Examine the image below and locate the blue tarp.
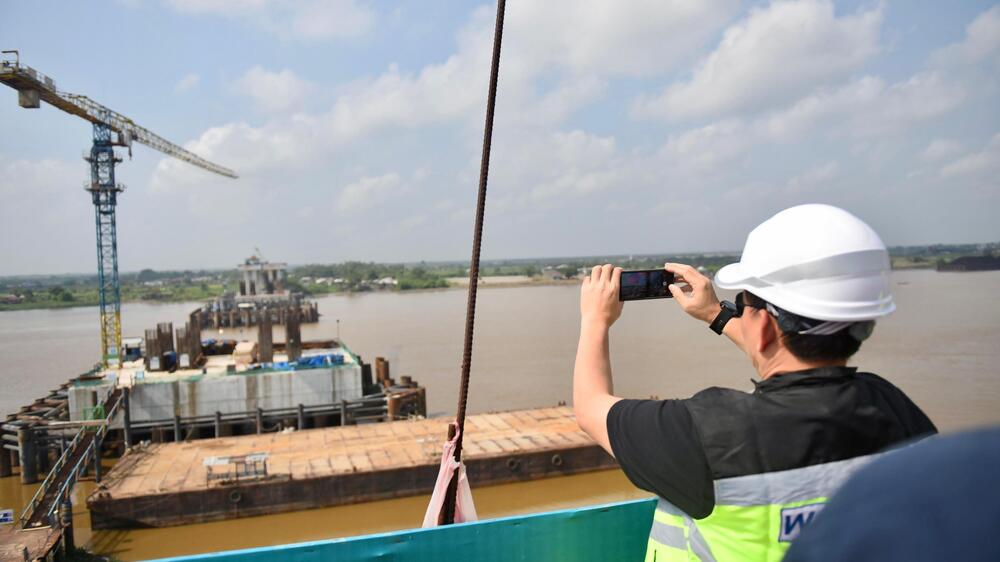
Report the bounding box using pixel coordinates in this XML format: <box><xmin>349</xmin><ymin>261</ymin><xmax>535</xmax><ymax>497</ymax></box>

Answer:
<box><xmin>294</xmin><ymin>354</ymin><xmax>344</xmax><ymax>367</ymax></box>
<box><xmin>147</xmin><ymin>498</ymin><xmax>656</xmax><ymax>562</ymax></box>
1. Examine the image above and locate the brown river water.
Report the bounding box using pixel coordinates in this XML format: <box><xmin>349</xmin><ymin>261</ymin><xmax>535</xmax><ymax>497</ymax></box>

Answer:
<box><xmin>1</xmin><ymin>270</ymin><xmax>999</xmax><ymax>560</ymax></box>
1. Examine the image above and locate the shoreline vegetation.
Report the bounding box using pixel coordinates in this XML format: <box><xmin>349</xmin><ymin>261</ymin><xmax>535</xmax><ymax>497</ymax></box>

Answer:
<box><xmin>2</xmin><ymin>244</ymin><xmax>997</xmax><ymax>312</ymax></box>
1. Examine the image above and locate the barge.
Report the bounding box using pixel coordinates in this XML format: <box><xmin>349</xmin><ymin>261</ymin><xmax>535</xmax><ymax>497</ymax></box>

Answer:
<box><xmin>87</xmin><ymin>406</ymin><xmax>615</xmax><ymax>529</ymax></box>
<box><xmin>4</xmin><ymin>312</ymin><xmax>425</xmax><ymax>487</ymax></box>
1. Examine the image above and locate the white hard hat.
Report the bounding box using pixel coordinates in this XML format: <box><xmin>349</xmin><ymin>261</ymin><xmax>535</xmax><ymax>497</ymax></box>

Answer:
<box><xmin>715</xmin><ymin>204</ymin><xmax>894</xmax><ymax>322</ymax></box>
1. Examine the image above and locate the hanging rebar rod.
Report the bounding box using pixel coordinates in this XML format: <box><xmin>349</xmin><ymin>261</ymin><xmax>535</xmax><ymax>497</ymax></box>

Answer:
<box><xmin>442</xmin><ymin>0</ymin><xmax>506</xmax><ymax>525</ymax></box>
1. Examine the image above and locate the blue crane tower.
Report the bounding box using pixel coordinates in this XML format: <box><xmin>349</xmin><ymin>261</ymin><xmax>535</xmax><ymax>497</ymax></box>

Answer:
<box><xmin>0</xmin><ymin>50</ymin><xmax>238</xmax><ymax>368</ymax></box>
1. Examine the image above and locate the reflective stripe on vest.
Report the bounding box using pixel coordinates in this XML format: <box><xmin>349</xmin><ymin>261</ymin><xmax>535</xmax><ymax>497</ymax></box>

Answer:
<box><xmin>646</xmin><ymin>453</ymin><xmax>881</xmax><ymax>561</ymax></box>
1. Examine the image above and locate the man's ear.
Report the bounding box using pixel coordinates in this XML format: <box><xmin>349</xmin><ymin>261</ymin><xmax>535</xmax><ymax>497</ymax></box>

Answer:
<box><xmin>758</xmin><ymin>314</ymin><xmax>779</xmax><ymax>353</ymax></box>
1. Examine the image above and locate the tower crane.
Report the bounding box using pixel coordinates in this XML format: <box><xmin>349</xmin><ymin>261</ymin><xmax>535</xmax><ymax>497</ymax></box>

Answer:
<box><xmin>0</xmin><ymin>50</ymin><xmax>238</xmax><ymax>368</ymax></box>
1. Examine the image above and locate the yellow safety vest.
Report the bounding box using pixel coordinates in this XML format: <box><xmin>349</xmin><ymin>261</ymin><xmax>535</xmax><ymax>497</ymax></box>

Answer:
<box><xmin>646</xmin><ymin>453</ymin><xmax>880</xmax><ymax>561</ymax></box>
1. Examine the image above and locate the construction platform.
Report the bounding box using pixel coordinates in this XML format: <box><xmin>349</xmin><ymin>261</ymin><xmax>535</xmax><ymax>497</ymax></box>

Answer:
<box><xmin>87</xmin><ymin>406</ymin><xmax>615</xmax><ymax>528</ymax></box>
<box><xmin>0</xmin><ymin>525</ymin><xmax>64</xmax><ymax>562</ymax></box>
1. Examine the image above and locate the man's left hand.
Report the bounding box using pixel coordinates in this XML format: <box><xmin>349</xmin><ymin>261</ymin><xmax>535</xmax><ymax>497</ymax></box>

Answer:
<box><xmin>581</xmin><ymin>264</ymin><xmax>624</xmax><ymax>329</ymax></box>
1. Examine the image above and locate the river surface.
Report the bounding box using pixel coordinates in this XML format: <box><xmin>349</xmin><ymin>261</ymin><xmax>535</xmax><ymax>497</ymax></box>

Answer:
<box><xmin>1</xmin><ymin>270</ymin><xmax>999</xmax><ymax>560</ymax></box>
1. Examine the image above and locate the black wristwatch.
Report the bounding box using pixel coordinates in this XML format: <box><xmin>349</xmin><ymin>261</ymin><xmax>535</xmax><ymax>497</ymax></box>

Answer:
<box><xmin>710</xmin><ymin>300</ymin><xmax>739</xmax><ymax>335</ymax></box>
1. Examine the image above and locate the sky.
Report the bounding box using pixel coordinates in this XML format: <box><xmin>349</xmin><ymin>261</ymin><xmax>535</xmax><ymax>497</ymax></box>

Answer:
<box><xmin>1</xmin><ymin>0</ymin><xmax>998</xmax><ymax>275</ymax></box>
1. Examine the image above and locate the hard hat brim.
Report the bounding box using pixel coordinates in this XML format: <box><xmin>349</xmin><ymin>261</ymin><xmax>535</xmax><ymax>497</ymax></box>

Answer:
<box><xmin>714</xmin><ymin>262</ymin><xmax>750</xmax><ymax>290</ymax></box>
<box><xmin>713</xmin><ymin>260</ymin><xmax>895</xmax><ymax>321</ymax></box>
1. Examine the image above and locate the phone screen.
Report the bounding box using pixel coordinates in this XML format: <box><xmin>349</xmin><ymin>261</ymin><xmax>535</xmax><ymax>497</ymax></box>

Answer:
<box><xmin>619</xmin><ymin>269</ymin><xmax>674</xmax><ymax>301</ymax></box>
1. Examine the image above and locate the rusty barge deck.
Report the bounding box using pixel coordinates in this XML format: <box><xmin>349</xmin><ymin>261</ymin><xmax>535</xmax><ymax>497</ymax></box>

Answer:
<box><xmin>87</xmin><ymin>406</ymin><xmax>616</xmax><ymax>528</ymax></box>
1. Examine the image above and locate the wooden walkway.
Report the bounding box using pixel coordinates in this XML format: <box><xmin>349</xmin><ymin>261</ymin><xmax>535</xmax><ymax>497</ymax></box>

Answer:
<box><xmin>88</xmin><ymin>406</ymin><xmax>617</xmax><ymax>528</ymax></box>
<box><xmin>23</xmin><ymin>388</ymin><xmax>122</xmax><ymax>529</ymax></box>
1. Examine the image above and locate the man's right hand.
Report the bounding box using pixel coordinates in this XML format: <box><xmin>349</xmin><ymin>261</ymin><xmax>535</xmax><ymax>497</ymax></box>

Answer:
<box><xmin>665</xmin><ymin>263</ymin><xmax>721</xmax><ymax>325</ymax></box>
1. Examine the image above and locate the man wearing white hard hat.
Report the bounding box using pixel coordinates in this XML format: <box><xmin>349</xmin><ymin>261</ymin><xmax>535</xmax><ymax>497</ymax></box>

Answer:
<box><xmin>573</xmin><ymin>204</ymin><xmax>936</xmax><ymax>561</ymax></box>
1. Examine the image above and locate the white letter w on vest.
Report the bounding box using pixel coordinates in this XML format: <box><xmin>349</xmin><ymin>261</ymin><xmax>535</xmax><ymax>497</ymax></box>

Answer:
<box><xmin>778</xmin><ymin>503</ymin><xmax>825</xmax><ymax>542</ymax></box>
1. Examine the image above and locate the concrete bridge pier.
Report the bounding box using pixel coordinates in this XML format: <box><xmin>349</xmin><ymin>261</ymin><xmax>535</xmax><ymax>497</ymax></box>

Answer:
<box><xmin>17</xmin><ymin>427</ymin><xmax>38</xmax><ymax>484</ymax></box>
<box><xmin>0</xmin><ymin>446</ymin><xmax>11</xmax><ymax>477</ymax></box>
<box><xmin>59</xmin><ymin>498</ymin><xmax>74</xmax><ymax>552</ymax></box>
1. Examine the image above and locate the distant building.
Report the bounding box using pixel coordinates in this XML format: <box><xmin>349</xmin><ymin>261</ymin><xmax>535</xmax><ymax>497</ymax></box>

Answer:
<box><xmin>937</xmin><ymin>255</ymin><xmax>1000</xmax><ymax>272</ymax></box>
<box><xmin>199</xmin><ymin>256</ymin><xmax>319</xmax><ymax>329</ymax></box>
<box><xmin>238</xmin><ymin>256</ymin><xmax>288</xmax><ymax>296</ymax></box>
<box><xmin>541</xmin><ymin>268</ymin><xmax>565</xmax><ymax>281</ymax></box>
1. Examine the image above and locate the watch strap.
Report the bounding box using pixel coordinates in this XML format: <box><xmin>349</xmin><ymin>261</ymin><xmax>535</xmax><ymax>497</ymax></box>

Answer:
<box><xmin>710</xmin><ymin>301</ymin><xmax>737</xmax><ymax>335</ymax></box>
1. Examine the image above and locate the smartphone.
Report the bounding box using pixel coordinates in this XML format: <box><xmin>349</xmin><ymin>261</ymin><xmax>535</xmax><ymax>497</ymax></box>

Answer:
<box><xmin>619</xmin><ymin>269</ymin><xmax>675</xmax><ymax>301</ymax></box>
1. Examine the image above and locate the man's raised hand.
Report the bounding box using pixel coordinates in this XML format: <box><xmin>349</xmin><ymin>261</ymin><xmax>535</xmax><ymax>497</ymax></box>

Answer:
<box><xmin>665</xmin><ymin>263</ymin><xmax>721</xmax><ymax>324</ymax></box>
<box><xmin>580</xmin><ymin>264</ymin><xmax>624</xmax><ymax>329</ymax></box>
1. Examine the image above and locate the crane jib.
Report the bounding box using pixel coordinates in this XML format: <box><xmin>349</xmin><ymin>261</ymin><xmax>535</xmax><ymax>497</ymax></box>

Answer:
<box><xmin>0</xmin><ymin>57</ymin><xmax>237</xmax><ymax>179</ymax></box>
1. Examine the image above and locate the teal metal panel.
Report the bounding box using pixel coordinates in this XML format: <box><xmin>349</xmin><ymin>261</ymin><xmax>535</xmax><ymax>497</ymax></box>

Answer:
<box><xmin>148</xmin><ymin>498</ymin><xmax>656</xmax><ymax>562</ymax></box>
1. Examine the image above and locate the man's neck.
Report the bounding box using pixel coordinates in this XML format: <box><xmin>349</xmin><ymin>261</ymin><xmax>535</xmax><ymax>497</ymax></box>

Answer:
<box><xmin>758</xmin><ymin>353</ymin><xmax>848</xmax><ymax>380</ymax></box>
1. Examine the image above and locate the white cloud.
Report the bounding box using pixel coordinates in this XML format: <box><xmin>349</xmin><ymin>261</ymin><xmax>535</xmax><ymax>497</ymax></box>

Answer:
<box><xmin>931</xmin><ymin>5</ymin><xmax>1000</xmax><ymax>68</ymax></box>
<box><xmin>660</xmin><ymin>119</ymin><xmax>752</xmax><ymax>173</ymax></box>
<box><xmin>922</xmin><ymin>139</ymin><xmax>963</xmax><ymax>162</ymax></box>
<box><xmin>236</xmin><ymin>66</ymin><xmax>316</xmax><ymax>113</ymax></box>
<box><xmin>326</xmin><ymin>60</ymin><xmax>482</xmax><ymax>139</ymax></box>
<box><xmin>399</xmin><ymin>214</ymin><xmax>427</xmax><ymax>230</ymax></box>
<box><xmin>319</xmin><ymin>0</ymin><xmax>743</xmax><ymax>137</ymax></box>
<box><xmin>940</xmin><ymin>133</ymin><xmax>1000</xmax><ymax>178</ymax></box>
<box><xmin>785</xmin><ymin>161</ymin><xmax>839</xmax><ymax>194</ymax></box>
<box><xmin>762</xmin><ymin>72</ymin><xmax>964</xmax><ymax>140</ymax></box>
<box><xmin>0</xmin><ymin>157</ymin><xmax>93</xmax><ymax>274</ymax></box>
<box><xmin>527</xmin><ymin>131</ymin><xmax>620</xmax><ymax>200</ymax></box>
<box><xmin>135</xmin><ymin>1</ymin><xmax>1000</xmax><ymax>267</ymax></box>
<box><xmin>502</xmin><ymin>75</ymin><xmax>608</xmax><ymax>130</ymax></box>
<box><xmin>0</xmin><ymin>157</ymin><xmax>78</xmax><ymax>197</ymax></box>
<box><xmin>147</xmin><ymin>119</ymin><xmax>321</xmax><ymax>225</ymax></box>
<box><xmin>166</xmin><ymin>0</ymin><xmax>374</xmax><ymax>40</ymax></box>
<box><xmin>482</xmin><ymin>129</ymin><xmax>627</xmax><ymax>210</ymax></box>
<box><xmin>449</xmin><ymin>206</ymin><xmax>472</xmax><ymax>224</ymax></box>
<box><xmin>173</xmin><ymin>73</ymin><xmax>200</xmax><ymax>94</ymax></box>
<box><xmin>504</xmin><ymin>0</ymin><xmax>740</xmax><ymax>77</ymax></box>
<box><xmin>150</xmin><ymin>0</ymin><xmax>746</xmax><ymax>200</ymax></box>
<box><xmin>634</xmin><ymin>0</ymin><xmax>883</xmax><ymax>121</ymax></box>
<box><xmin>337</xmin><ymin>173</ymin><xmax>402</xmax><ymax>212</ymax></box>
<box><xmin>151</xmin><ymin>120</ymin><xmax>318</xmax><ymax>193</ymax></box>
<box><xmin>655</xmin><ymin>68</ymin><xmax>965</xmax><ymax>178</ymax></box>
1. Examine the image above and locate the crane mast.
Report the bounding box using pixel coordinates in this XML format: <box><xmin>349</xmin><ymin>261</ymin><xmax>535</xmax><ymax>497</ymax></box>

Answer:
<box><xmin>89</xmin><ymin>120</ymin><xmax>126</xmax><ymax>367</ymax></box>
<box><xmin>0</xmin><ymin>50</ymin><xmax>237</xmax><ymax>367</ymax></box>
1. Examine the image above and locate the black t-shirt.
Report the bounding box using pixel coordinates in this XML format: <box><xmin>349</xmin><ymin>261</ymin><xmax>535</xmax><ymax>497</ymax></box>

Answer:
<box><xmin>607</xmin><ymin>366</ymin><xmax>937</xmax><ymax>519</ymax></box>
